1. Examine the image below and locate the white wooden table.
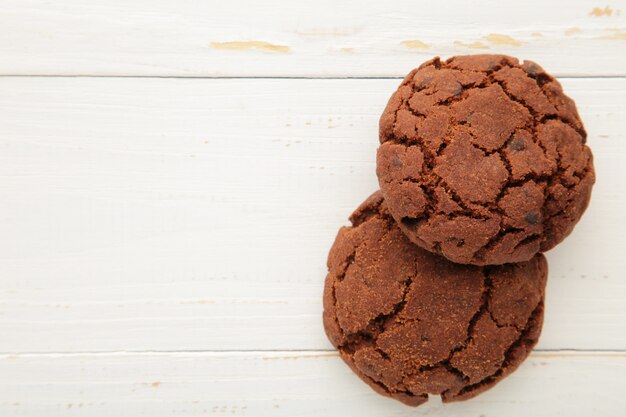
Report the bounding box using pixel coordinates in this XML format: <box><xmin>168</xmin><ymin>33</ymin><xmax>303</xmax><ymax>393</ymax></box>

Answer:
<box><xmin>1</xmin><ymin>1</ymin><xmax>625</xmax><ymax>416</ymax></box>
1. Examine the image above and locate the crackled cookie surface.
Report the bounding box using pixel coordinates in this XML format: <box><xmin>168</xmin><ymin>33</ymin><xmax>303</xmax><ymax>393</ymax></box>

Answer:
<box><xmin>323</xmin><ymin>192</ymin><xmax>547</xmax><ymax>407</ymax></box>
<box><xmin>377</xmin><ymin>54</ymin><xmax>594</xmax><ymax>265</ymax></box>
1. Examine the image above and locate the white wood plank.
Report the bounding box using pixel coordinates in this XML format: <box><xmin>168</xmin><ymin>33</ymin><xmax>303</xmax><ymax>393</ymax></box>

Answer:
<box><xmin>1</xmin><ymin>0</ymin><xmax>626</xmax><ymax>77</ymax></box>
<box><xmin>0</xmin><ymin>351</ymin><xmax>624</xmax><ymax>417</ymax></box>
<box><xmin>0</xmin><ymin>77</ymin><xmax>624</xmax><ymax>352</ymax></box>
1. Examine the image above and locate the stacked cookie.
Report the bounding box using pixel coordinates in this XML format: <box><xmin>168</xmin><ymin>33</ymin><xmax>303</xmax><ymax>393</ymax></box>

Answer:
<box><xmin>322</xmin><ymin>55</ymin><xmax>595</xmax><ymax>407</ymax></box>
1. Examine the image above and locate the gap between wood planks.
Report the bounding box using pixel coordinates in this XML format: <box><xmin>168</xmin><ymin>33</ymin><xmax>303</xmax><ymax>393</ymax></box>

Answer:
<box><xmin>0</xmin><ymin>349</ymin><xmax>625</xmax><ymax>357</ymax></box>
<box><xmin>0</xmin><ymin>75</ymin><xmax>625</xmax><ymax>80</ymax></box>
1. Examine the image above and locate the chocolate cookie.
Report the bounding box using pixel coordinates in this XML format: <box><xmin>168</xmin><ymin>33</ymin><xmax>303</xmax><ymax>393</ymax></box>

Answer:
<box><xmin>323</xmin><ymin>192</ymin><xmax>547</xmax><ymax>407</ymax></box>
<box><xmin>377</xmin><ymin>55</ymin><xmax>594</xmax><ymax>265</ymax></box>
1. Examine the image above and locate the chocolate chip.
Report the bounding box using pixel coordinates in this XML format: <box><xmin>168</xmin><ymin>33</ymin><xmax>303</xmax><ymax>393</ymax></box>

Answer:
<box><xmin>525</xmin><ymin>211</ymin><xmax>540</xmax><ymax>225</ymax></box>
<box><xmin>509</xmin><ymin>137</ymin><xmax>526</xmax><ymax>151</ymax></box>
<box><xmin>418</xmin><ymin>76</ymin><xmax>433</xmax><ymax>89</ymax></box>
<box><xmin>451</xmin><ymin>82</ymin><xmax>463</xmax><ymax>97</ymax></box>
<box><xmin>525</xmin><ymin>63</ymin><xmax>539</xmax><ymax>76</ymax></box>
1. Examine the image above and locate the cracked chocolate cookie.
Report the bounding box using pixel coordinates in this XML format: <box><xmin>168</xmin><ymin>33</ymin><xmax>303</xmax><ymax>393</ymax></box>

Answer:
<box><xmin>323</xmin><ymin>192</ymin><xmax>547</xmax><ymax>407</ymax></box>
<box><xmin>377</xmin><ymin>54</ymin><xmax>595</xmax><ymax>265</ymax></box>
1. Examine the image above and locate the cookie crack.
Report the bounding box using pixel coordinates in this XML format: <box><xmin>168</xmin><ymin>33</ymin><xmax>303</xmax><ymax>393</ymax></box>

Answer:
<box><xmin>442</xmin><ymin>299</ymin><xmax>544</xmax><ymax>402</ymax></box>
<box><xmin>475</xmin><ymin>225</ymin><xmax>525</xmax><ymax>248</ymax></box>
<box><xmin>486</xmin><ymin>308</ymin><xmax>522</xmax><ymax>332</ymax></box>
<box><xmin>338</xmin><ymin>275</ymin><xmax>413</xmax><ymax>355</ymax></box>
<box><xmin>523</xmin><ymin>65</ymin><xmax>587</xmax><ymax>140</ymax></box>
<box><xmin>511</xmin><ymin>233</ymin><xmax>542</xmax><ymax>251</ymax></box>
<box><xmin>489</xmin><ymin>76</ymin><xmax>536</xmax><ymax>131</ymax></box>
<box><xmin>434</xmin><ymin>79</ymin><xmax>490</xmax><ymax>108</ymax></box>
<box><xmin>389</xmin><ymin>83</ymin><xmax>434</xmax><ymax>168</ymax></box>
<box><xmin>388</xmin><ymin>85</ymin><xmax>502</xmax><ymax>227</ymax></box>
<box><xmin>347</xmin><ymin>360</ymin><xmax>424</xmax><ymax>402</ymax></box>
<box><xmin>335</xmin><ymin>253</ymin><xmax>355</xmax><ymax>284</ymax></box>
<box><xmin>522</xmin><ymin>62</ymin><xmax>552</xmax><ymax>88</ymax></box>
<box><xmin>453</xmin><ymin>268</ymin><xmax>493</xmax><ymax>354</ymax></box>
<box><xmin>330</xmin><ymin>208</ymin><xmax>394</xmax><ymax>344</ymax></box>
<box><xmin>394</xmin><ymin>176</ymin><xmax>492</xmax><ymax>221</ymax></box>
<box><xmin>369</xmin><ymin>376</ymin><xmax>428</xmax><ymax>405</ymax></box>
<box><xmin>350</xmin><ymin>197</ymin><xmax>385</xmax><ymax>227</ymax></box>
<box><xmin>487</xmin><ymin>79</ymin><xmax>555</xmax><ymax>258</ymax></box>
<box><xmin>539</xmin><ymin>113</ymin><xmax>586</xmax><ymax>139</ymax></box>
<box><xmin>329</xmin><ymin>249</ymin><xmax>356</xmax><ymax>341</ymax></box>
<box><xmin>418</xmin><ymin>269</ymin><xmax>494</xmax><ymax>386</ymax></box>
<box><xmin>438</xmin><ymin>178</ymin><xmax>492</xmax><ymax>218</ymax></box>
<box><xmin>491</xmin><ymin>76</ymin><xmax>587</xmax><ymax>183</ymax></box>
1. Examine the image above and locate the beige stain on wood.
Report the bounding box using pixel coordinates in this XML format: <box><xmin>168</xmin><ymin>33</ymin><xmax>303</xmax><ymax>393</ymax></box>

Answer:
<box><xmin>454</xmin><ymin>33</ymin><xmax>523</xmax><ymax>48</ymax></box>
<box><xmin>151</xmin><ymin>382</ymin><xmax>161</xmax><ymax>388</ymax></box>
<box><xmin>340</xmin><ymin>47</ymin><xmax>354</xmax><ymax>53</ymax></box>
<box><xmin>400</xmin><ymin>40</ymin><xmax>430</xmax><ymax>49</ymax></box>
<box><xmin>484</xmin><ymin>33</ymin><xmax>523</xmax><ymax>47</ymax></box>
<box><xmin>210</xmin><ymin>41</ymin><xmax>289</xmax><ymax>54</ymax></box>
<box><xmin>597</xmin><ymin>30</ymin><xmax>626</xmax><ymax>40</ymax></box>
<box><xmin>454</xmin><ymin>40</ymin><xmax>490</xmax><ymax>49</ymax></box>
<box><xmin>589</xmin><ymin>6</ymin><xmax>613</xmax><ymax>16</ymax></box>
<box><xmin>565</xmin><ymin>27</ymin><xmax>583</xmax><ymax>36</ymax></box>
<box><xmin>531</xmin><ymin>32</ymin><xmax>544</xmax><ymax>38</ymax></box>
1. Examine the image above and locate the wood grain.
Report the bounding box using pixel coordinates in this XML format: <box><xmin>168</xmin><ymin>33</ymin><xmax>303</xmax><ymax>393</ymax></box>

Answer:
<box><xmin>0</xmin><ymin>77</ymin><xmax>624</xmax><ymax>352</ymax></box>
<box><xmin>0</xmin><ymin>0</ymin><xmax>625</xmax><ymax>77</ymax></box>
<box><xmin>0</xmin><ymin>351</ymin><xmax>624</xmax><ymax>416</ymax></box>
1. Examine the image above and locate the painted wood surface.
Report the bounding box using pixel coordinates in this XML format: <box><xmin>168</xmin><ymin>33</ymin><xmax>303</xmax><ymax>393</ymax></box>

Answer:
<box><xmin>2</xmin><ymin>2</ymin><xmax>625</xmax><ymax>414</ymax></box>
<box><xmin>0</xmin><ymin>351</ymin><xmax>624</xmax><ymax>417</ymax></box>
<box><xmin>0</xmin><ymin>0</ymin><xmax>625</xmax><ymax>77</ymax></box>
<box><xmin>0</xmin><ymin>77</ymin><xmax>624</xmax><ymax>353</ymax></box>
